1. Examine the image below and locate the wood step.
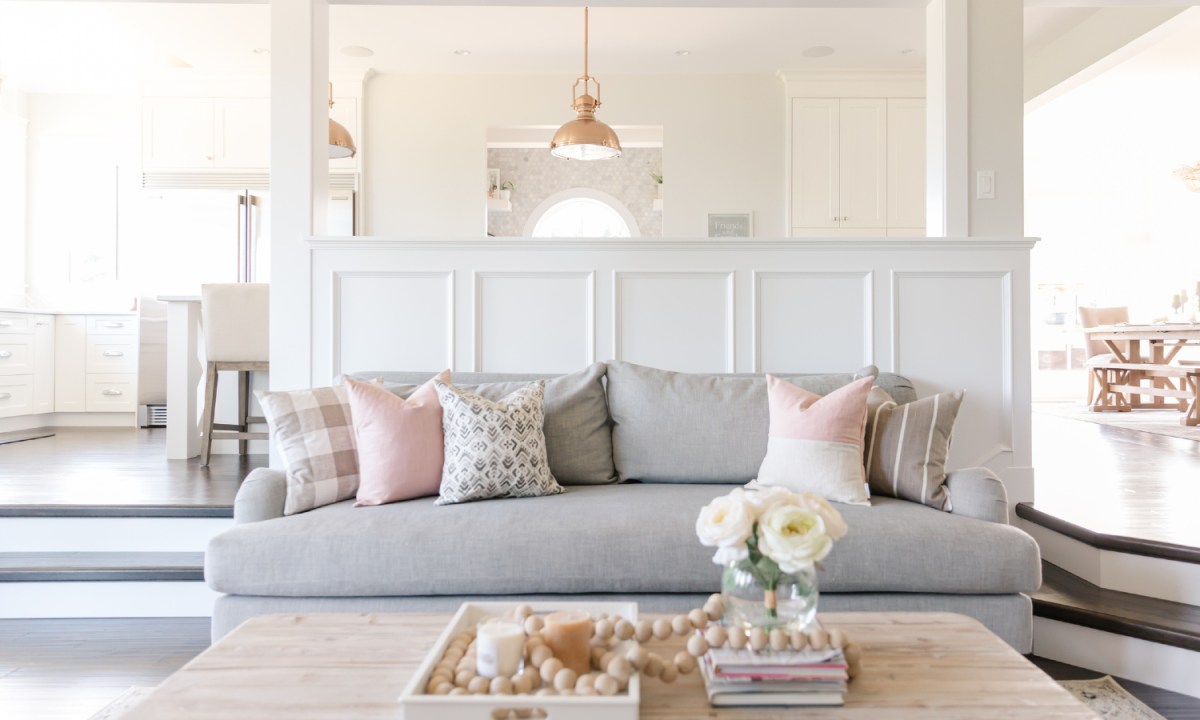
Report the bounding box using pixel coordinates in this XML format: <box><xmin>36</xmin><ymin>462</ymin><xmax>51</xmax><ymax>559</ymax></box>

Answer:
<box><xmin>0</xmin><ymin>504</ymin><xmax>231</xmax><ymax>518</ymax></box>
<box><xmin>0</xmin><ymin>552</ymin><xmax>205</xmax><ymax>582</ymax></box>
<box><xmin>1033</xmin><ymin>561</ymin><xmax>1200</xmax><ymax>652</ymax></box>
<box><xmin>1017</xmin><ymin>502</ymin><xmax>1200</xmax><ymax>565</ymax></box>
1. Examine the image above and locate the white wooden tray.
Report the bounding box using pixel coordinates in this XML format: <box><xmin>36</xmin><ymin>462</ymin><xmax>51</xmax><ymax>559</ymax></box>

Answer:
<box><xmin>400</xmin><ymin>601</ymin><xmax>640</xmax><ymax>720</ymax></box>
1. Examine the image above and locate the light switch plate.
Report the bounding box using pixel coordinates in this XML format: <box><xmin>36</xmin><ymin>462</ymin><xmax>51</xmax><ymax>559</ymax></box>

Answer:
<box><xmin>977</xmin><ymin>170</ymin><xmax>995</xmax><ymax>199</ymax></box>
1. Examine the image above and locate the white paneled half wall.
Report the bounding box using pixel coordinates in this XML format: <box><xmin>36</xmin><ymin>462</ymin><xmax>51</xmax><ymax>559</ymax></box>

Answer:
<box><xmin>306</xmin><ymin>237</ymin><xmax>1035</xmax><ymax>504</ymax></box>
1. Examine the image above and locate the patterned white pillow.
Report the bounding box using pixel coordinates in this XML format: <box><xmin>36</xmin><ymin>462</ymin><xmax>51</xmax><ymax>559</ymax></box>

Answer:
<box><xmin>256</xmin><ymin>385</ymin><xmax>358</xmax><ymax>515</ymax></box>
<box><xmin>434</xmin><ymin>380</ymin><xmax>562</xmax><ymax>506</ymax></box>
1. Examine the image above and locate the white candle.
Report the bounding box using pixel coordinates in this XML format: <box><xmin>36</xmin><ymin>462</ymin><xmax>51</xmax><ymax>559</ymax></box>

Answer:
<box><xmin>476</xmin><ymin>621</ymin><xmax>525</xmax><ymax>678</ymax></box>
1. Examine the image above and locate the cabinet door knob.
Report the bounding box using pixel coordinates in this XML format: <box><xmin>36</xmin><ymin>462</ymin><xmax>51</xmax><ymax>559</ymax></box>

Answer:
<box><xmin>0</xmin><ymin>393</ymin><xmax>10</xmax><ymax>400</ymax></box>
<box><xmin>103</xmin><ymin>351</ymin><xmax>125</xmax><ymax>357</ymax></box>
<box><xmin>103</xmin><ymin>322</ymin><xmax>125</xmax><ymax>328</ymax></box>
<box><xmin>35</xmin><ymin>321</ymin><xmax>47</xmax><ymax>326</ymax></box>
<box><xmin>0</xmin><ymin>351</ymin><xmax>11</xmax><ymax>358</ymax></box>
<box><xmin>101</xmin><ymin>389</ymin><xmax>124</xmax><ymax>396</ymax></box>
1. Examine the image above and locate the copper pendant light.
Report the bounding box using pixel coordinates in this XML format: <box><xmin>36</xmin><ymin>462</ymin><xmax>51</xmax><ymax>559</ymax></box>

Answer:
<box><xmin>328</xmin><ymin>83</ymin><xmax>356</xmax><ymax>159</ymax></box>
<box><xmin>550</xmin><ymin>7</ymin><xmax>622</xmax><ymax>161</ymax></box>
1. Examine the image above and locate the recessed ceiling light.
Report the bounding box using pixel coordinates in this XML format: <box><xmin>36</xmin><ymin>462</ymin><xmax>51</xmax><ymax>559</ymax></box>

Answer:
<box><xmin>801</xmin><ymin>46</ymin><xmax>835</xmax><ymax>58</ymax></box>
<box><xmin>340</xmin><ymin>45</ymin><xmax>374</xmax><ymax>58</ymax></box>
<box><xmin>674</xmin><ymin>49</ymin><xmax>690</xmax><ymax>56</ymax></box>
<box><xmin>252</xmin><ymin>48</ymin><xmax>270</xmax><ymax>55</ymax></box>
<box><xmin>453</xmin><ymin>49</ymin><xmax>471</xmax><ymax>57</ymax></box>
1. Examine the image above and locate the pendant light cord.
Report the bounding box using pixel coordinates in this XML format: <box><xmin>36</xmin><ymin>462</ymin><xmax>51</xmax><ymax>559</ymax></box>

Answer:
<box><xmin>583</xmin><ymin>6</ymin><xmax>590</xmax><ymax>82</ymax></box>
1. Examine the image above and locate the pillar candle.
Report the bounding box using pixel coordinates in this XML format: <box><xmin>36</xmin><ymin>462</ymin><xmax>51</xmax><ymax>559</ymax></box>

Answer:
<box><xmin>476</xmin><ymin>621</ymin><xmax>525</xmax><ymax>678</ymax></box>
<box><xmin>542</xmin><ymin>610</ymin><xmax>594</xmax><ymax>676</ymax></box>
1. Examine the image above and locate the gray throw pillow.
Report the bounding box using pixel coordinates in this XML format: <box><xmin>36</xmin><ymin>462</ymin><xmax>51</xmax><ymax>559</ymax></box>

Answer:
<box><xmin>865</xmin><ymin>390</ymin><xmax>964</xmax><ymax>511</ymax></box>
<box><xmin>605</xmin><ymin>362</ymin><xmax>878</xmax><ymax>484</ymax></box>
<box><xmin>434</xmin><ymin>381</ymin><xmax>563</xmax><ymax>506</ymax></box>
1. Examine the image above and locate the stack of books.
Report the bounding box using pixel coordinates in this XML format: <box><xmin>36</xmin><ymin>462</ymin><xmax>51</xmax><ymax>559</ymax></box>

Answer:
<box><xmin>699</xmin><ymin>635</ymin><xmax>849</xmax><ymax>707</ymax></box>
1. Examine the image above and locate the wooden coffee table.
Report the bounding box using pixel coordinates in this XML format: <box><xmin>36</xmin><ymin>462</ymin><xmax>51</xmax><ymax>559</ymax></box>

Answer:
<box><xmin>119</xmin><ymin>611</ymin><xmax>1095</xmax><ymax>719</ymax></box>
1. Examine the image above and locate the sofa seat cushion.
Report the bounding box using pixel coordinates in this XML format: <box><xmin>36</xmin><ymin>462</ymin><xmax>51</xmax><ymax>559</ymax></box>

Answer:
<box><xmin>206</xmin><ymin>485</ymin><xmax>1040</xmax><ymax>598</ymax></box>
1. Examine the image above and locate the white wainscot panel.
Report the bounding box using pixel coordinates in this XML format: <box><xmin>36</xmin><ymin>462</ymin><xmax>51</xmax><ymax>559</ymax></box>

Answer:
<box><xmin>893</xmin><ymin>271</ymin><xmax>1010</xmax><ymax>469</ymax></box>
<box><xmin>475</xmin><ymin>272</ymin><xmax>594</xmax><ymax>373</ymax></box>
<box><xmin>334</xmin><ymin>271</ymin><xmax>453</xmax><ymax>377</ymax></box>
<box><xmin>615</xmin><ymin>272</ymin><xmax>734</xmax><ymax>373</ymax></box>
<box><xmin>754</xmin><ymin>271</ymin><xmax>872</xmax><ymax>373</ymax></box>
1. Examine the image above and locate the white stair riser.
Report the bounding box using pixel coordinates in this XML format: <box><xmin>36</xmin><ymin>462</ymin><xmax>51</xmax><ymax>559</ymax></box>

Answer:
<box><xmin>0</xmin><ymin>517</ymin><xmax>232</xmax><ymax>553</ymax></box>
<box><xmin>1020</xmin><ymin>519</ymin><xmax>1200</xmax><ymax>606</ymax></box>
<box><xmin>0</xmin><ymin>581</ymin><xmax>215</xmax><ymax>618</ymax></box>
<box><xmin>1034</xmin><ymin>617</ymin><xmax>1200</xmax><ymax>699</ymax></box>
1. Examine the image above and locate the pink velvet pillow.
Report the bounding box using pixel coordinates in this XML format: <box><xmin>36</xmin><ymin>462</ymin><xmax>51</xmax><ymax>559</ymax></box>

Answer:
<box><xmin>754</xmin><ymin>375</ymin><xmax>874</xmax><ymax>505</ymax></box>
<box><xmin>346</xmin><ymin>371</ymin><xmax>450</xmax><ymax>507</ymax></box>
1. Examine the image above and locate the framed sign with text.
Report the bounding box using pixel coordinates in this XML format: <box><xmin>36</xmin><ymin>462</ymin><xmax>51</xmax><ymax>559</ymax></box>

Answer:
<box><xmin>707</xmin><ymin>212</ymin><xmax>753</xmax><ymax>238</ymax></box>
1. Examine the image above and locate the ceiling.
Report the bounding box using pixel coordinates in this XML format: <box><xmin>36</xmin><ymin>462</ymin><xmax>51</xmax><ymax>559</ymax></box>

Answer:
<box><xmin>0</xmin><ymin>3</ymin><xmax>927</xmax><ymax>94</ymax></box>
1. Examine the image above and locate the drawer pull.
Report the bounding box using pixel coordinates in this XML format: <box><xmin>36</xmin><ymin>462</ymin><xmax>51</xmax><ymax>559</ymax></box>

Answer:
<box><xmin>102</xmin><ymin>351</ymin><xmax>125</xmax><ymax>357</ymax></box>
<box><xmin>35</xmin><ymin>321</ymin><xmax>48</xmax><ymax>326</ymax></box>
<box><xmin>0</xmin><ymin>321</ymin><xmax>11</xmax><ymax>327</ymax></box>
<box><xmin>101</xmin><ymin>389</ymin><xmax>124</xmax><ymax>396</ymax></box>
<box><xmin>0</xmin><ymin>351</ymin><xmax>10</xmax><ymax>358</ymax></box>
<box><xmin>0</xmin><ymin>393</ymin><xmax>10</xmax><ymax>400</ymax></box>
<box><xmin>102</xmin><ymin>322</ymin><xmax>126</xmax><ymax>328</ymax></box>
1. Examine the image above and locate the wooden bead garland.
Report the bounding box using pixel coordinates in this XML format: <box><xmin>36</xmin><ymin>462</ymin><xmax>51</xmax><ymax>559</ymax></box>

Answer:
<box><xmin>424</xmin><ymin>595</ymin><xmax>863</xmax><ymax>698</ymax></box>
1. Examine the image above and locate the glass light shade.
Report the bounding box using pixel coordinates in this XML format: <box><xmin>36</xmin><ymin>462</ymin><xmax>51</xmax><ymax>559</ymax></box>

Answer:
<box><xmin>329</xmin><ymin>118</ymin><xmax>356</xmax><ymax>159</ymax></box>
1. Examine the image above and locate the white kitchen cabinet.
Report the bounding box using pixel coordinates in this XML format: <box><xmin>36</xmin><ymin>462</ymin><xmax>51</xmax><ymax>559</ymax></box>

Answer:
<box><xmin>215</xmin><ymin>98</ymin><xmax>271</xmax><ymax>169</ymax></box>
<box><xmin>0</xmin><ymin>375</ymin><xmax>33</xmax><ymax>418</ymax></box>
<box><xmin>31</xmin><ymin>315</ymin><xmax>54</xmax><ymax>413</ymax></box>
<box><xmin>54</xmin><ymin>316</ymin><xmax>86</xmax><ymax>412</ymax></box>
<box><xmin>887</xmin><ymin>98</ymin><xmax>927</xmax><ymax>232</ymax></box>
<box><xmin>788</xmin><ymin>96</ymin><xmax>923</xmax><ymax>236</ymax></box>
<box><xmin>86</xmin><ymin>374</ymin><xmax>137</xmax><ymax>413</ymax></box>
<box><xmin>142</xmin><ymin>98</ymin><xmax>216</xmax><ymax>169</ymax></box>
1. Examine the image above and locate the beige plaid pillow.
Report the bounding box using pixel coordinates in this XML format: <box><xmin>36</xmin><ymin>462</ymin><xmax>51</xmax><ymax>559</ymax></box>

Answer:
<box><xmin>257</xmin><ymin>385</ymin><xmax>359</xmax><ymax>515</ymax></box>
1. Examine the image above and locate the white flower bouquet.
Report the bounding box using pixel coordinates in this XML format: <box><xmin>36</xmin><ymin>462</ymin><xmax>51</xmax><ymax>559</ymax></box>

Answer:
<box><xmin>696</xmin><ymin>486</ymin><xmax>847</xmax><ymax>621</ymax></box>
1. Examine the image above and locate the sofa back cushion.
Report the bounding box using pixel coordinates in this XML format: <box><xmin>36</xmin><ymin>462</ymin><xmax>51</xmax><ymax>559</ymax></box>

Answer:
<box><xmin>354</xmin><ymin>362</ymin><xmax>616</xmax><ymax>486</ymax></box>
<box><xmin>606</xmin><ymin>361</ymin><xmax>913</xmax><ymax>484</ymax></box>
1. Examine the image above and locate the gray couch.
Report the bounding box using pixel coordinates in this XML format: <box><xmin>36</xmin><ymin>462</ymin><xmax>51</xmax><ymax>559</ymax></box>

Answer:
<box><xmin>206</xmin><ymin>362</ymin><xmax>1040</xmax><ymax>651</ymax></box>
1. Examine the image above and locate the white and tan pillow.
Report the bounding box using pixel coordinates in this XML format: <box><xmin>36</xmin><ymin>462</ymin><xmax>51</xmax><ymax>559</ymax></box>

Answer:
<box><xmin>257</xmin><ymin>385</ymin><xmax>359</xmax><ymax>515</ymax></box>
<box><xmin>435</xmin><ymin>380</ymin><xmax>562</xmax><ymax>506</ymax></box>
<box><xmin>864</xmin><ymin>390</ymin><xmax>964</xmax><ymax>511</ymax></box>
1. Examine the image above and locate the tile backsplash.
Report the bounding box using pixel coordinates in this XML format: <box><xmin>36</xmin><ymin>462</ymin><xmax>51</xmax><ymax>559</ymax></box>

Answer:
<box><xmin>487</xmin><ymin>147</ymin><xmax>662</xmax><ymax>238</ymax></box>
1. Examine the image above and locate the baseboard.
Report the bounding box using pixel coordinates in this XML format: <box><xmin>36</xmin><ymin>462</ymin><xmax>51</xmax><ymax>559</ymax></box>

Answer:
<box><xmin>0</xmin><ymin>412</ymin><xmax>136</xmax><ymax>433</ymax></box>
<box><xmin>1033</xmin><ymin>616</ymin><xmax>1200</xmax><ymax>699</ymax></box>
<box><xmin>0</xmin><ymin>580</ymin><xmax>215</xmax><ymax>618</ymax></box>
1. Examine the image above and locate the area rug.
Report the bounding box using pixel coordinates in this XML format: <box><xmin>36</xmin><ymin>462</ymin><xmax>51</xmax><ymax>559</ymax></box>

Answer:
<box><xmin>1035</xmin><ymin>402</ymin><xmax>1200</xmax><ymax>442</ymax></box>
<box><xmin>1059</xmin><ymin>676</ymin><xmax>1166</xmax><ymax>720</ymax></box>
<box><xmin>0</xmin><ymin>431</ymin><xmax>54</xmax><ymax>446</ymax></box>
<box><xmin>87</xmin><ymin>687</ymin><xmax>154</xmax><ymax>720</ymax></box>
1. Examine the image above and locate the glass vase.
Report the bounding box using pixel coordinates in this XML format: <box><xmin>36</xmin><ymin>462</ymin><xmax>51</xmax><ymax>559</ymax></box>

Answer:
<box><xmin>721</xmin><ymin>562</ymin><xmax>818</xmax><ymax>631</ymax></box>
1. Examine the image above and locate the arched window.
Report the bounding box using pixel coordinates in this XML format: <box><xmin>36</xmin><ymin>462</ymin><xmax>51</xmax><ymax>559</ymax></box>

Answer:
<box><xmin>524</xmin><ymin>188</ymin><xmax>640</xmax><ymax>238</ymax></box>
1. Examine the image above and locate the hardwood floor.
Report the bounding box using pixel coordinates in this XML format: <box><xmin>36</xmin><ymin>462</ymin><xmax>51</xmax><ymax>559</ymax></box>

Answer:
<box><xmin>0</xmin><ymin>427</ymin><xmax>264</xmax><ymax>510</ymax></box>
<box><xmin>1031</xmin><ymin>410</ymin><xmax>1200</xmax><ymax>549</ymax></box>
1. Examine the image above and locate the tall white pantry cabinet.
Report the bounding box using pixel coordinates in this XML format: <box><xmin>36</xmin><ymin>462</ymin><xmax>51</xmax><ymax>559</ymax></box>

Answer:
<box><xmin>784</xmin><ymin>72</ymin><xmax>926</xmax><ymax>237</ymax></box>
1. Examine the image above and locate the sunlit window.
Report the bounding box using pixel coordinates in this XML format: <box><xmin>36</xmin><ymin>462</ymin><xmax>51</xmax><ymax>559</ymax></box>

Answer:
<box><xmin>531</xmin><ymin>197</ymin><xmax>632</xmax><ymax>238</ymax></box>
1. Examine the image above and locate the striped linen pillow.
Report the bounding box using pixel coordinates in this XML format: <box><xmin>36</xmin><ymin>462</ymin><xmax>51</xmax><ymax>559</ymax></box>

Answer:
<box><xmin>864</xmin><ymin>390</ymin><xmax>964</xmax><ymax>511</ymax></box>
<box><xmin>257</xmin><ymin>385</ymin><xmax>359</xmax><ymax>515</ymax></box>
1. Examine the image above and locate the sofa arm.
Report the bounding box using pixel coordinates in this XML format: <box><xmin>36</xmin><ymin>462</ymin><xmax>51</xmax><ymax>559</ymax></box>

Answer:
<box><xmin>233</xmin><ymin>468</ymin><xmax>287</xmax><ymax>524</ymax></box>
<box><xmin>946</xmin><ymin>467</ymin><xmax>1009</xmax><ymax>524</ymax></box>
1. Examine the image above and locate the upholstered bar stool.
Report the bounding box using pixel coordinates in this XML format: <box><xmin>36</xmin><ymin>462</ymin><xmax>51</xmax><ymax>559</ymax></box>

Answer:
<box><xmin>200</xmin><ymin>283</ymin><xmax>269</xmax><ymax>466</ymax></box>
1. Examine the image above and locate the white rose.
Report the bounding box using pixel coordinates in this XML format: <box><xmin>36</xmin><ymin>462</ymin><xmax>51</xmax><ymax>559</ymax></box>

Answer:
<box><xmin>756</xmin><ymin>504</ymin><xmax>833</xmax><ymax>573</ymax></box>
<box><xmin>712</xmin><ymin>544</ymin><xmax>750</xmax><ymax>566</ymax></box>
<box><xmin>739</xmin><ymin>484</ymin><xmax>796</xmax><ymax>518</ymax></box>
<box><xmin>695</xmin><ymin>492</ymin><xmax>754</xmax><ymax>552</ymax></box>
<box><xmin>792</xmin><ymin>492</ymin><xmax>849</xmax><ymax>541</ymax></box>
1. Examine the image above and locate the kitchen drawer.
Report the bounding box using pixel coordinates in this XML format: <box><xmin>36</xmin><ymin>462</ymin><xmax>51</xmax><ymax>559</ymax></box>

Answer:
<box><xmin>86</xmin><ymin>373</ymin><xmax>137</xmax><ymax>412</ymax></box>
<box><xmin>0</xmin><ymin>313</ymin><xmax>32</xmax><ymax>334</ymax></box>
<box><xmin>88</xmin><ymin>316</ymin><xmax>137</xmax><ymax>335</ymax></box>
<box><xmin>0</xmin><ymin>336</ymin><xmax>33</xmax><ymax>376</ymax></box>
<box><xmin>0</xmin><ymin>375</ymin><xmax>34</xmax><ymax>418</ymax></box>
<box><xmin>86</xmin><ymin>336</ymin><xmax>138</xmax><ymax>374</ymax></box>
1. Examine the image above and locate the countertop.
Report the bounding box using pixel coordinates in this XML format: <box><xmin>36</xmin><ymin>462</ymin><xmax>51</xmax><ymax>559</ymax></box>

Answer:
<box><xmin>0</xmin><ymin>307</ymin><xmax>138</xmax><ymax>316</ymax></box>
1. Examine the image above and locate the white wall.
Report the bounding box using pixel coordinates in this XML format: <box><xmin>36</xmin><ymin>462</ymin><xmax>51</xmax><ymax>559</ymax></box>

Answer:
<box><xmin>0</xmin><ymin>82</ymin><xmax>28</xmax><ymax>305</ymax></box>
<box><xmin>362</xmin><ymin>73</ymin><xmax>786</xmax><ymax>238</ymax></box>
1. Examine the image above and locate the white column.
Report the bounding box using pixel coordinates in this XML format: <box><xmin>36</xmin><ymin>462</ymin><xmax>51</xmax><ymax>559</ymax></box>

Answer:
<box><xmin>926</xmin><ymin>0</ymin><xmax>1023</xmax><ymax>238</ymax></box>
<box><xmin>270</xmin><ymin>0</ymin><xmax>329</xmax><ymax>392</ymax></box>
<box><xmin>164</xmin><ymin>299</ymin><xmax>201</xmax><ymax>460</ymax></box>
